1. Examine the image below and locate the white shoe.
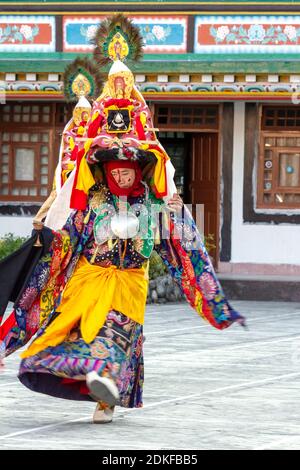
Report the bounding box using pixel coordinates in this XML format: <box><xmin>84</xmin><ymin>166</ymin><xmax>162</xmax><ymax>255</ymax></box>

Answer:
<box><xmin>93</xmin><ymin>403</ymin><xmax>115</xmax><ymax>424</ymax></box>
<box><xmin>86</xmin><ymin>371</ymin><xmax>119</xmax><ymax>406</ymax></box>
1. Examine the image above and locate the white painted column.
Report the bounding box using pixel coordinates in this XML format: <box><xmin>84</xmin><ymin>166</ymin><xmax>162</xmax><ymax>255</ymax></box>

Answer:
<box><xmin>231</xmin><ymin>101</ymin><xmax>245</xmax><ymax>263</ymax></box>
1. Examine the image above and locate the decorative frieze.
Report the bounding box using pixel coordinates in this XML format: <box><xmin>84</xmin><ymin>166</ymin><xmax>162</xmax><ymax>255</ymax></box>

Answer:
<box><xmin>135</xmin><ymin>75</ymin><xmax>146</xmax><ymax>83</ymax></box>
<box><xmin>0</xmin><ymin>15</ymin><xmax>55</xmax><ymax>52</ymax></box>
<box><xmin>2</xmin><ymin>14</ymin><xmax>300</xmax><ymax>58</ymax></box>
<box><xmin>194</xmin><ymin>16</ymin><xmax>300</xmax><ymax>54</ymax></box>
<box><xmin>268</xmin><ymin>75</ymin><xmax>279</xmax><ymax>83</ymax></box>
<box><xmin>2</xmin><ymin>74</ymin><xmax>300</xmax><ymax>97</ymax></box>
<box><xmin>201</xmin><ymin>74</ymin><xmax>213</xmax><ymax>83</ymax></box>
<box><xmin>26</xmin><ymin>73</ymin><xmax>36</xmax><ymax>81</ymax></box>
<box><xmin>63</xmin><ymin>15</ymin><xmax>187</xmax><ymax>53</ymax></box>
<box><xmin>245</xmin><ymin>75</ymin><xmax>257</xmax><ymax>83</ymax></box>
<box><xmin>48</xmin><ymin>73</ymin><xmax>59</xmax><ymax>82</ymax></box>
<box><xmin>2</xmin><ymin>81</ymin><xmax>63</xmax><ymax>92</ymax></box>
<box><xmin>5</xmin><ymin>73</ymin><xmax>15</xmax><ymax>81</ymax></box>
<box><xmin>157</xmin><ymin>74</ymin><xmax>168</xmax><ymax>83</ymax></box>
<box><xmin>224</xmin><ymin>74</ymin><xmax>235</xmax><ymax>83</ymax></box>
<box><xmin>179</xmin><ymin>74</ymin><xmax>190</xmax><ymax>83</ymax></box>
<box><xmin>290</xmin><ymin>75</ymin><xmax>300</xmax><ymax>83</ymax></box>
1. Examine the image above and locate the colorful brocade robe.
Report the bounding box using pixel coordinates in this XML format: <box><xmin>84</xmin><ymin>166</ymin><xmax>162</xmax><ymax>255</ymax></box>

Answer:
<box><xmin>0</xmin><ymin>184</ymin><xmax>244</xmax><ymax>358</ymax></box>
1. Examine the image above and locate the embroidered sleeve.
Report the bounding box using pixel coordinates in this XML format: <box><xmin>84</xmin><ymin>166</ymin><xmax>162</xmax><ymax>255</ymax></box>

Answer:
<box><xmin>155</xmin><ymin>205</ymin><xmax>245</xmax><ymax>330</ymax></box>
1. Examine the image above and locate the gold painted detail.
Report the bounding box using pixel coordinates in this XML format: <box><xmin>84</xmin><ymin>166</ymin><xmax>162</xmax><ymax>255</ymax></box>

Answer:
<box><xmin>108</xmin><ymin>32</ymin><xmax>130</xmax><ymax>62</ymax></box>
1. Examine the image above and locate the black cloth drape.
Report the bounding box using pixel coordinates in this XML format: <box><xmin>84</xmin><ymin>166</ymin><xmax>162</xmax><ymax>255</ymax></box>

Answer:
<box><xmin>0</xmin><ymin>227</ymin><xmax>54</xmax><ymax>319</ymax></box>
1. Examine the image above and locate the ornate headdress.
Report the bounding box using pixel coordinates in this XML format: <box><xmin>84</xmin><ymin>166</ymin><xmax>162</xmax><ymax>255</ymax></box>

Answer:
<box><xmin>70</xmin><ymin>14</ymin><xmax>176</xmax><ymax>210</ymax></box>
<box><xmin>57</xmin><ymin>57</ymin><xmax>103</xmax><ymax>190</ymax></box>
<box><xmin>35</xmin><ymin>58</ymin><xmax>102</xmax><ymax>227</ymax></box>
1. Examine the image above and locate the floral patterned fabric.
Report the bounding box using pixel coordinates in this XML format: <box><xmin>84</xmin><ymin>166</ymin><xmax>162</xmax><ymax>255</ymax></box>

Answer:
<box><xmin>19</xmin><ymin>310</ymin><xmax>144</xmax><ymax>407</ymax></box>
<box><xmin>155</xmin><ymin>207</ymin><xmax>244</xmax><ymax>329</ymax></box>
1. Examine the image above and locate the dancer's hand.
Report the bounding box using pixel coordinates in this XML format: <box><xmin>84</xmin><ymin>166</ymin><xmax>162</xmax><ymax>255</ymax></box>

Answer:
<box><xmin>32</xmin><ymin>219</ymin><xmax>44</xmax><ymax>247</ymax></box>
<box><xmin>167</xmin><ymin>193</ymin><xmax>183</xmax><ymax>213</ymax></box>
<box><xmin>32</xmin><ymin>220</ymin><xmax>44</xmax><ymax>231</ymax></box>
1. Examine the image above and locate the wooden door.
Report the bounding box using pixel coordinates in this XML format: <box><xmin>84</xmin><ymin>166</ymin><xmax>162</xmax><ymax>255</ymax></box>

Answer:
<box><xmin>189</xmin><ymin>133</ymin><xmax>219</xmax><ymax>265</ymax></box>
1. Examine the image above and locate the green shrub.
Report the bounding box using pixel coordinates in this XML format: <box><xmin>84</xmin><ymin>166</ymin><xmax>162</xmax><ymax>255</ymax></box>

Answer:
<box><xmin>0</xmin><ymin>233</ymin><xmax>28</xmax><ymax>261</ymax></box>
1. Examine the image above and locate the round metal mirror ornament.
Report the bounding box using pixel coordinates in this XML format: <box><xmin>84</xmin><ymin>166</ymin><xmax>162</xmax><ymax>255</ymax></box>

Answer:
<box><xmin>110</xmin><ymin>212</ymin><xmax>140</xmax><ymax>239</ymax></box>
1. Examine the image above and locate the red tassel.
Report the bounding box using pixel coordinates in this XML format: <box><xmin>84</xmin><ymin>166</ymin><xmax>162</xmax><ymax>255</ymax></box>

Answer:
<box><xmin>70</xmin><ymin>147</ymin><xmax>87</xmax><ymax>210</ymax></box>
<box><xmin>70</xmin><ymin>188</ymin><xmax>88</xmax><ymax>210</ymax></box>
<box><xmin>135</xmin><ymin>115</ymin><xmax>146</xmax><ymax>141</ymax></box>
<box><xmin>0</xmin><ymin>311</ymin><xmax>17</xmax><ymax>340</ymax></box>
<box><xmin>148</xmin><ymin>144</ymin><xmax>164</xmax><ymax>153</ymax></box>
<box><xmin>87</xmin><ymin>114</ymin><xmax>103</xmax><ymax>138</ymax></box>
<box><xmin>70</xmin><ymin>145</ymin><xmax>78</xmax><ymax>162</ymax></box>
<box><xmin>104</xmin><ymin>98</ymin><xmax>132</xmax><ymax>108</ymax></box>
<box><xmin>152</xmin><ymin>185</ymin><xmax>168</xmax><ymax>199</ymax></box>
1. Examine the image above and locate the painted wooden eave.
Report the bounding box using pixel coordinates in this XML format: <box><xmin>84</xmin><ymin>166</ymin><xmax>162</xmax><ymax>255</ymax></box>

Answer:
<box><xmin>1</xmin><ymin>53</ymin><xmax>300</xmax><ymax>73</ymax></box>
<box><xmin>1</xmin><ymin>0</ymin><xmax>300</xmax><ymax>4</ymax></box>
<box><xmin>1</xmin><ymin>0</ymin><xmax>300</xmax><ymax>5</ymax></box>
<box><xmin>2</xmin><ymin>91</ymin><xmax>298</xmax><ymax>102</ymax></box>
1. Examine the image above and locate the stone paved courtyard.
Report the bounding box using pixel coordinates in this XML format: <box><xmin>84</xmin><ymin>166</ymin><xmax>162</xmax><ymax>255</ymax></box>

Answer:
<box><xmin>1</xmin><ymin>300</ymin><xmax>300</xmax><ymax>450</ymax></box>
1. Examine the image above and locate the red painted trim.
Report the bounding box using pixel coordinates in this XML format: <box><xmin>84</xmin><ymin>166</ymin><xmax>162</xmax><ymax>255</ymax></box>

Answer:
<box><xmin>5</xmin><ymin>92</ymin><xmax>294</xmax><ymax>102</ymax></box>
<box><xmin>143</xmin><ymin>94</ymin><xmax>295</xmax><ymax>101</ymax></box>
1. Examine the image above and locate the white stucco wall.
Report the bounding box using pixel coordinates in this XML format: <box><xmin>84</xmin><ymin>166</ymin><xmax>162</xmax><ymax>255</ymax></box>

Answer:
<box><xmin>0</xmin><ymin>216</ymin><xmax>33</xmax><ymax>238</ymax></box>
<box><xmin>231</xmin><ymin>101</ymin><xmax>300</xmax><ymax>265</ymax></box>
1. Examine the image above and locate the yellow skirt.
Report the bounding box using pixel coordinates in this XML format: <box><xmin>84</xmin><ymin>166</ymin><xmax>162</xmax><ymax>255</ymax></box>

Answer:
<box><xmin>21</xmin><ymin>256</ymin><xmax>149</xmax><ymax>358</ymax></box>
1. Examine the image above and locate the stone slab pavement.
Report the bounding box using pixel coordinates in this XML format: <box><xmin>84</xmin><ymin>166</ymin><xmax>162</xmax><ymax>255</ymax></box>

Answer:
<box><xmin>1</xmin><ymin>300</ymin><xmax>300</xmax><ymax>450</ymax></box>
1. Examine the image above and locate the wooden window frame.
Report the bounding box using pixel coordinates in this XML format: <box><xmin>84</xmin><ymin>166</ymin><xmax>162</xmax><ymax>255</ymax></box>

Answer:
<box><xmin>12</xmin><ymin>144</ymin><xmax>39</xmax><ymax>186</ymax></box>
<box><xmin>0</xmin><ymin>101</ymin><xmax>73</xmax><ymax>203</ymax></box>
<box><xmin>261</xmin><ymin>105</ymin><xmax>300</xmax><ymax>131</ymax></box>
<box><xmin>0</xmin><ymin>129</ymin><xmax>54</xmax><ymax>202</ymax></box>
<box><xmin>0</xmin><ymin>103</ymin><xmax>54</xmax><ymax>127</ymax></box>
<box><xmin>0</xmin><ymin>128</ymin><xmax>55</xmax><ymax>204</ymax></box>
<box><xmin>257</xmin><ymin>130</ymin><xmax>300</xmax><ymax>209</ymax></box>
<box><xmin>154</xmin><ymin>104</ymin><xmax>219</xmax><ymax>131</ymax></box>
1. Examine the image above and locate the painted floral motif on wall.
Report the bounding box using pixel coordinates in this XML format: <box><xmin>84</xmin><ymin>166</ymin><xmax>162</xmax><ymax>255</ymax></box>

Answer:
<box><xmin>0</xmin><ymin>24</ymin><xmax>40</xmax><ymax>43</ymax></box>
<box><xmin>0</xmin><ymin>16</ymin><xmax>55</xmax><ymax>51</ymax></box>
<box><xmin>138</xmin><ymin>24</ymin><xmax>172</xmax><ymax>44</ymax></box>
<box><xmin>195</xmin><ymin>16</ymin><xmax>300</xmax><ymax>53</ymax></box>
<box><xmin>63</xmin><ymin>16</ymin><xmax>187</xmax><ymax>53</ymax></box>
<box><xmin>79</xmin><ymin>24</ymin><xmax>100</xmax><ymax>43</ymax></box>
<box><xmin>209</xmin><ymin>24</ymin><xmax>300</xmax><ymax>45</ymax></box>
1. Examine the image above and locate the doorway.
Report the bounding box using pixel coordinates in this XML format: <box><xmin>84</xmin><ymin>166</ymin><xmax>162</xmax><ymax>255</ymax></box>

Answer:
<box><xmin>158</xmin><ymin>131</ymin><xmax>190</xmax><ymax>199</ymax></box>
<box><xmin>158</xmin><ymin>131</ymin><xmax>219</xmax><ymax>265</ymax></box>
<box><xmin>189</xmin><ymin>133</ymin><xmax>219</xmax><ymax>265</ymax></box>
